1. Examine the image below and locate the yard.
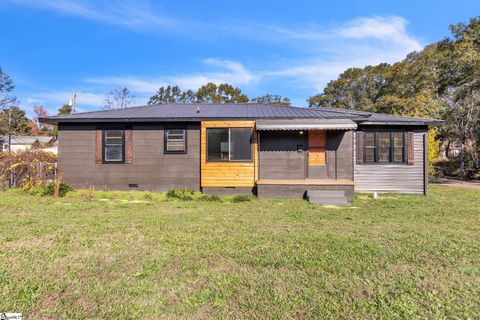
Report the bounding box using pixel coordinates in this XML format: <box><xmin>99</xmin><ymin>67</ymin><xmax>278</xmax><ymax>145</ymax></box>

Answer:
<box><xmin>1</xmin><ymin>186</ymin><xmax>479</xmax><ymax>319</ymax></box>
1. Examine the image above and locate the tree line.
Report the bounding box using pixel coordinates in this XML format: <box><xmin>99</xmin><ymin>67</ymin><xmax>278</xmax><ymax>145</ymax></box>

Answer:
<box><xmin>103</xmin><ymin>83</ymin><xmax>291</xmax><ymax>109</ymax></box>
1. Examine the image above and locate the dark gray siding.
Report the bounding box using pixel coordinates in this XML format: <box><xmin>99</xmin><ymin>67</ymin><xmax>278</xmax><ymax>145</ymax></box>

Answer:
<box><xmin>258</xmin><ymin>131</ymin><xmax>307</xmax><ymax>179</ymax></box>
<box><xmin>257</xmin><ymin>184</ymin><xmax>354</xmax><ymax>199</ymax></box>
<box><xmin>202</xmin><ymin>187</ymin><xmax>253</xmax><ymax>195</ymax></box>
<box><xmin>58</xmin><ymin>123</ymin><xmax>200</xmax><ymax>191</ymax></box>
<box><xmin>354</xmin><ymin>128</ymin><xmax>427</xmax><ymax>194</ymax></box>
<box><xmin>259</xmin><ymin>130</ymin><xmax>353</xmax><ymax>180</ymax></box>
<box><xmin>322</xmin><ymin>130</ymin><xmax>353</xmax><ymax>180</ymax></box>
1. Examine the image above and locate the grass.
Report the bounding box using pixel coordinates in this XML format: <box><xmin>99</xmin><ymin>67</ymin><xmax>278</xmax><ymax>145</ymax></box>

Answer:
<box><xmin>1</xmin><ymin>186</ymin><xmax>479</xmax><ymax>319</ymax></box>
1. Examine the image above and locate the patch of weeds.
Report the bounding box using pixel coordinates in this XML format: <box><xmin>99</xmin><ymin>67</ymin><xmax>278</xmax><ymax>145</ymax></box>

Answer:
<box><xmin>232</xmin><ymin>195</ymin><xmax>255</xmax><ymax>203</ymax></box>
<box><xmin>198</xmin><ymin>194</ymin><xmax>222</xmax><ymax>202</ymax></box>
<box><xmin>142</xmin><ymin>193</ymin><xmax>153</xmax><ymax>201</ymax></box>
<box><xmin>28</xmin><ymin>182</ymin><xmax>74</xmax><ymax>197</ymax></box>
<box><xmin>166</xmin><ymin>188</ymin><xmax>202</xmax><ymax>201</ymax></box>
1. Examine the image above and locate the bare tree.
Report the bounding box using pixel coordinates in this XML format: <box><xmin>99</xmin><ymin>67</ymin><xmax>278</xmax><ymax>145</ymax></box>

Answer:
<box><xmin>104</xmin><ymin>87</ymin><xmax>136</xmax><ymax>110</ymax></box>
<box><xmin>0</xmin><ymin>67</ymin><xmax>17</xmax><ymax>111</ymax></box>
<box><xmin>441</xmin><ymin>90</ymin><xmax>480</xmax><ymax>179</ymax></box>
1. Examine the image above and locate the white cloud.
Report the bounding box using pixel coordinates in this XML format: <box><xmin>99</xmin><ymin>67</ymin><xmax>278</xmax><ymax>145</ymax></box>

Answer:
<box><xmin>257</xmin><ymin>16</ymin><xmax>423</xmax><ymax>92</ymax></box>
<box><xmin>7</xmin><ymin>0</ymin><xmax>173</xmax><ymax>30</ymax></box>
<box><xmin>80</xmin><ymin>15</ymin><xmax>421</xmax><ymax>95</ymax></box>
<box><xmin>338</xmin><ymin>16</ymin><xmax>421</xmax><ymax>50</ymax></box>
<box><xmin>35</xmin><ymin>90</ymin><xmax>105</xmax><ymax>106</ymax></box>
<box><xmin>86</xmin><ymin>58</ymin><xmax>258</xmax><ymax>93</ymax></box>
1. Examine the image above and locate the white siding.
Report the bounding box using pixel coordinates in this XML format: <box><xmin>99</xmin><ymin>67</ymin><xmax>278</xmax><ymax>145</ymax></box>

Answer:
<box><xmin>354</xmin><ymin>130</ymin><xmax>426</xmax><ymax>194</ymax></box>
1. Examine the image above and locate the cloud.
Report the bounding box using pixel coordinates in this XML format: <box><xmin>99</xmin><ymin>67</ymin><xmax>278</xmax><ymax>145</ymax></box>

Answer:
<box><xmin>338</xmin><ymin>16</ymin><xmax>421</xmax><ymax>49</ymax></box>
<box><xmin>7</xmin><ymin>0</ymin><xmax>174</xmax><ymax>30</ymax></box>
<box><xmin>86</xmin><ymin>58</ymin><xmax>258</xmax><ymax>93</ymax></box>
<box><xmin>256</xmin><ymin>16</ymin><xmax>422</xmax><ymax>92</ymax></box>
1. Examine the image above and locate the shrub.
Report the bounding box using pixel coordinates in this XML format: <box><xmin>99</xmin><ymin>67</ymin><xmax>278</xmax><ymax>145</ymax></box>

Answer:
<box><xmin>166</xmin><ymin>188</ymin><xmax>199</xmax><ymax>201</ymax></box>
<box><xmin>232</xmin><ymin>195</ymin><xmax>254</xmax><ymax>203</ymax></box>
<box><xmin>0</xmin><ymin>150</ymin><xmax>57</xmax><ymax>190</ymax></box>
<box><xmin>29</xmin><ymin>182</ymin><xmax>73</xmax><ymax>197</ymax></box>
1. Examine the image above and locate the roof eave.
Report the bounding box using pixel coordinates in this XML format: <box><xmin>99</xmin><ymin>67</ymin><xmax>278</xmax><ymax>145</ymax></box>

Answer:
<box><xmin>40</xmin><ymin>116</ymin><xmax>368</xmax><ymax>124</ymax></box>
<box><xmin>360</xmin><ymin>120</ymin><xmax>445</xmax><ymax>126</ymax></box>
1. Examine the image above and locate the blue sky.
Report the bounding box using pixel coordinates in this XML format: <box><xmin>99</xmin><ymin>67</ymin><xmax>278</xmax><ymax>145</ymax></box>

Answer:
<box><xmin>0</xmin><ymin>0</ymin><xmax>477</xmax><ymax>116</ymax></box>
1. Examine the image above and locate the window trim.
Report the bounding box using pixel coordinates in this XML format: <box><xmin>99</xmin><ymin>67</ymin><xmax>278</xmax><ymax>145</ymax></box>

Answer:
<box><xmin>164</xmin><ymin>128</ymin><xmax>187</xmax><ymax>154</ymax></box>
<box><xmin>102</xmin><ymin>129</ymin><xmax>125</xmax><ymax>164</ymax></box>
<box><xmin>363</xmin><ymin>130</ymin><xmax>406</xmax><ymax>165</ymax></box>
<box><xmin>206</xmin><ymin>127</ymin><xmax>254</xmax><ymax>163</ymax></box>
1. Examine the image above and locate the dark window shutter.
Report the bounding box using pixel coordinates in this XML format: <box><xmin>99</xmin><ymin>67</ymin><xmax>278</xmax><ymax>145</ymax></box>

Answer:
<box><xmin>356</xmin><ymin>131</ymin><xmax>364</xmax><ymax>165</ymax></box>
<box><xmin>95</xmin><ymin>129</ymin><xmax>102</xmax><ymax>164</ymax></box>
<box><xmin>125</xmin><ymin>128</ymin><xmax>133</xmax><ymax>164</ymax></box>
<box><xmin>407</xmin><ymin>132</ymin><xmax>415</xmax><ymax>165</ymax></box>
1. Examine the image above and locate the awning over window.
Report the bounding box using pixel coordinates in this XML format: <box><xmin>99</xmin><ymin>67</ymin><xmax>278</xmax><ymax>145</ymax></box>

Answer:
<box><xmin>256</xmin><ymin>119</ymin><xmax>357</xmax><ymax>131</ymax></box>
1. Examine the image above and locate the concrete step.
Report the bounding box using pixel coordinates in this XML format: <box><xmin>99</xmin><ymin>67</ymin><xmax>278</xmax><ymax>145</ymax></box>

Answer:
<box><xmin>307</xmin><ymin>190</ymin><xmax>351</xmax><ymax>206</ymax></box>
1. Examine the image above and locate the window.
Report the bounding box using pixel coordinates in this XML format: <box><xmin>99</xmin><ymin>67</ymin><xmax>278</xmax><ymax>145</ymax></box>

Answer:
<box><xmin>165</xmin><ymin>129</ymin><xmax>186</xmax><ymax>153</ymax></box>
<box><xmin>207</xmin><ymin>128</ymin><xmax>252</xmax><ymax>162</ymax></box>
<box><xmin>103</xmin><ymin>129</ymin><xmax>124</xmax><ymax>163</ymax></box>
<box><xmin>393</xmin><ymin>132</ymin><xmax>405</xmax><ymax>162</ymax></box>
<box><xmin>364</xmin><ymin>131</ymin><xmax>405</xmax><ymax>164</ymax></box>
<box><xmin>364</xmin><ymin>132</ymin><xmax>376</xmax><ymax>163</ymax></box>
<box><xmin>378</xmin><ymin>132</ymin><xmax>391</xmax><ymax>163</ymax></box>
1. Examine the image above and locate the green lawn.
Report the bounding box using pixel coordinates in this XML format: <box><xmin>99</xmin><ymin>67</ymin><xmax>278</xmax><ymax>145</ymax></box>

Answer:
<box><xmin>1</xmin><ymin>186</ymin><xmax>480</xmax><ymax>319</ymax></box>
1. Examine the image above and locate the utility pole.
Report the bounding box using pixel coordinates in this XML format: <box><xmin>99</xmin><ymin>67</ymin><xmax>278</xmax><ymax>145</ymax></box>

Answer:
<box><xmin>72</xmin><ymin>90</ymin><xmax>77</xmax><ymax>113</ymax></box>
<box><xmin>8</xmin><ymin>107</ymin><xmax>11</xmax><ymax>153</ymax></box>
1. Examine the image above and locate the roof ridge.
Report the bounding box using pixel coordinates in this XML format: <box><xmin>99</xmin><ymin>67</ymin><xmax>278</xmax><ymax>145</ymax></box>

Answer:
<box><xmin>309</xmin><ymin>106</ymin><xmax>371</xmax><ymax>117</ymax></box>
<box><xmin>47</xmin><ymin>103</ymin><xmax>319</xmax><ymax>118</ymax></box>
<box><xmin>313</xmin><ymin>106</ymin><xmax>437</xmax><ymax>120</ymax></box>
<box><xmin>49</xmin><ymin>104</ymin><xmax>155</xmax><ymax>118</ymax></box>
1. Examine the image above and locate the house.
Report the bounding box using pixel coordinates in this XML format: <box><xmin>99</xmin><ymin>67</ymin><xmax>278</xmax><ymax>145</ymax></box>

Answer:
<box><xmin>0</xmin><ymin>135</ymin><xmax>56</xmax><ymax>153</ymax></box>
<box><xmin>40</xmin><ymin>104</ymin><xmax>442</xmax><ymax>202</ymax></box>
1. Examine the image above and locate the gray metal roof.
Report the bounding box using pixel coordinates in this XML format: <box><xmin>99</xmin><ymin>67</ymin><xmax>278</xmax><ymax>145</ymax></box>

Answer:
<box><xmin>311</xmin><ymin>106</ymin><xmax>444</xmax><ymax>126</ymax></box>
<box><xmin>40</xmin><ymin>103</ymin><xmax>367</xmax><ymax>123</ymax></box>
<box><xmin>256</xmin><ymin>119</ymin><xmax>357</xmax><ymax>130</ymax></box>
<box><xmin>40</xmin><ymin>103</ymin><xmax>442</xmax><ymax>126</ymax></box>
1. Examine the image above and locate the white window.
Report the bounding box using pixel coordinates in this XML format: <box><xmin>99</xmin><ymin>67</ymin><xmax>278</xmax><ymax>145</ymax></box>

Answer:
<box><xmin>103</xmin><ymin>130</ymin><xmax>124</xmax><ymax>162</ymax></box>
<box><xmin>165</xmin><ymin>129</ymin><xmax>186</xmax><ymax>153</ymax></box>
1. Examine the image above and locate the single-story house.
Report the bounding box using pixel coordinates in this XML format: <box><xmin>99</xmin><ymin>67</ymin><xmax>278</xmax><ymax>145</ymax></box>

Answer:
<box><xmin>41</xmin><ymin>104</ymin><xmax>442</xmax><ymax>202</ymax></box>
<box><xmin>1</xmin><ymin>135</ymin><xmax>56</xmax><ymax>153</ymax></box>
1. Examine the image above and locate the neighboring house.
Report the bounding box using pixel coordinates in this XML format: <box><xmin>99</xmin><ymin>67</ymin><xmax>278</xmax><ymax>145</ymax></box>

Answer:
<box><xmin>41</xmin><ymin>104</ymin><xmax>442</xmax><ymax>201</ymax></box>
<box><xmin>0</xmin><ymin>135</ymin><xmax>56</xmax><ymax>153</ymax></box>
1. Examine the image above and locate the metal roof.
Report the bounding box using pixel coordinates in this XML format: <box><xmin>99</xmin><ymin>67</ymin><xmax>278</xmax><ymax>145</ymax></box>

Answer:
<box><xmin>311</xmin><ymin>106</ymin><xmax>444</xmax><ymax>126</ymax></box>
<box><xmin>40</xmin><ymin>103</ymin><xmax>442</xmax><ymax>126</ymax></box>
<box><xmin>256</xmin><ymin>119</ymin><xmax>357</xmax><ymax>130</ymax></box>
<box><xmin>40</xmin><ymin>103</ymin><xmax>368</xmax><ymax>123</ymax></box>
<box><xmin>0</xmin><ymin>135</ymin><xmax>55</xmax><ymax>145</ymax></box>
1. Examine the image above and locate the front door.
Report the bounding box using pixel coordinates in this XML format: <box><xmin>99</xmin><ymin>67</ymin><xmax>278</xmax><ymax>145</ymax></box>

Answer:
<box><xmin>308</xmin><ymin>130</ymin><xmax>328</xmax><ymax>179</ymax></box>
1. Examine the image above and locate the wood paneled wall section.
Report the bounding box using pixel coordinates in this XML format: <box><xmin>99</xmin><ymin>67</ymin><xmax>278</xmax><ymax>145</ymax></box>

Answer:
<box><xmin>201</xmin><ymin>121</ymin><xmax>257</xmax><ymax>187</ymax></box>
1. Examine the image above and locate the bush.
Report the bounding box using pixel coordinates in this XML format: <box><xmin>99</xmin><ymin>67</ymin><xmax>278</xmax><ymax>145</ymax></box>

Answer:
<box><xmin>232</xmin><ymin>195</ymin><xmax>254</xmax><ymax>203</ymax></box>
<box><xmin>29</xmin><ymin>182</ymin><xmax>73</xmax><ymax>197</ymax></box>
<box><xmin>0</xmin><ymin>150</ymin><xmax>57</xmax><ymax>190</ymax></box>
<box><xmin>166</xmin><ymin>188</ymin><xmax>199</xmax><ymax>201</ymax></box>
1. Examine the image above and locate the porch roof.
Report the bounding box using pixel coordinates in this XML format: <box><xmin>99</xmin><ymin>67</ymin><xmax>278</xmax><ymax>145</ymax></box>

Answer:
<box><xmin>255</xmin><ymin>119</ymin><xmax>357</xmax><ymax>131</ymax></box>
